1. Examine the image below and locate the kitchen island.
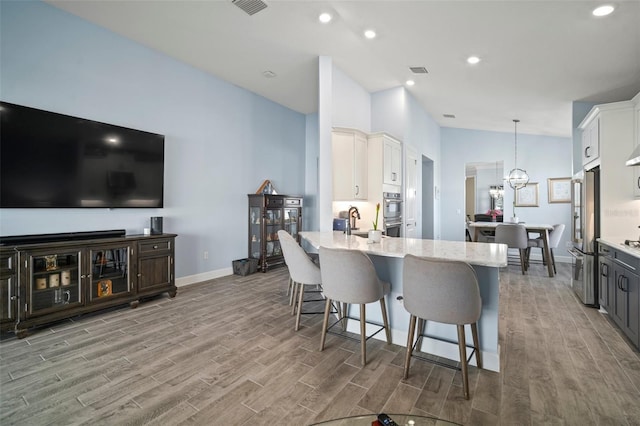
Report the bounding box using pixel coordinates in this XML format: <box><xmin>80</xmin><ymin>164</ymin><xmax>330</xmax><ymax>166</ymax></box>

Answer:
<box><xmin>300</xmin><ymin>231</ymin><xmax>508</xmax><ymax>372</ymax></box>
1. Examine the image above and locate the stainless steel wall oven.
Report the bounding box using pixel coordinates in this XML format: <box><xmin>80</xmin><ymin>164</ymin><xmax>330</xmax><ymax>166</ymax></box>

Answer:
<box><xmin>383</xmin><ymin>192</ymin><xmax>403</xmax><ymax>237</ymax></box>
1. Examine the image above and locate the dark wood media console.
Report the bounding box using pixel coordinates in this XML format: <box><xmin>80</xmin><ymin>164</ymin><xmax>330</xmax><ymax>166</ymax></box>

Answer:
<box><xmin>0</xmin><ymin>231</ymin><xmax>177</xmax><ymax>338</ymax></box>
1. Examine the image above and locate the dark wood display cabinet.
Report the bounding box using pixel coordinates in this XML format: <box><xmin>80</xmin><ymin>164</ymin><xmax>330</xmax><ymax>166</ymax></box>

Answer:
<box><xmin>248</xmin><ymin>194</ymin><xmax>303</xmax><ymax>272</ymax></box>
<box><xmin>0</xmin><ymin>231</ymin><xmax>177</xmax><ymax>338</ymax></box>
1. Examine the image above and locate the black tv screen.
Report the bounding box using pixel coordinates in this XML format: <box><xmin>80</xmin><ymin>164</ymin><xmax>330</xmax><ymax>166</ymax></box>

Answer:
<box><xmin>0</xmin><ymin>101</ymin><xmax>164</xmax><ymax>208</ymax></box>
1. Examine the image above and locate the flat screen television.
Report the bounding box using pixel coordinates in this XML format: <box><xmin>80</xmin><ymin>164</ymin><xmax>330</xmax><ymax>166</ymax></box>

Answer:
<box><xmin>0</xmin><ymin>101</ymin><xmax>165</xmax><ymax>208</ymax></box>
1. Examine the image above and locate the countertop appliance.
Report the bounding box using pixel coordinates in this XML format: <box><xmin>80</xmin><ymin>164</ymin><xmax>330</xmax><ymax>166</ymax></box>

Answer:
<box><xmin>333</xmin><ymin>218</ymin><xmax>349</xmax><ymax>232</ymax></box>
<box><xmin>569</xmin><ymin>167</ymin><xmax>600</xmax><ymax>306</ymax></box>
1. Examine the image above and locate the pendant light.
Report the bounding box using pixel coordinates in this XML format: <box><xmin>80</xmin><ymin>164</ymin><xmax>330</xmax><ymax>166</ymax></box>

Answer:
<box><xmin>507</xmin><ymin>119</ymin><xmax>529</xmax><ymax>189</ymax></box>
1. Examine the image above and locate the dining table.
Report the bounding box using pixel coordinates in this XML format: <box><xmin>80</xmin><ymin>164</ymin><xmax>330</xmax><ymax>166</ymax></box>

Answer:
<box><xmin>467</xmin><ymin>221</ymin><xmax>555</xmax><ymax>277</ymax></box>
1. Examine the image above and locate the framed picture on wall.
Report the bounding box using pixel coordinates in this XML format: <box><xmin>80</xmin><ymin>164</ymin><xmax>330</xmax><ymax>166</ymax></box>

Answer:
<box><xmin>515</xmin><ymin>183</ymin><xmax>539</xmax><ymax>207</ymax></box>
<box><xmin>548</xmin><ymin>177</ymin><xmax>571</xmax><ymax>203</ymax></box>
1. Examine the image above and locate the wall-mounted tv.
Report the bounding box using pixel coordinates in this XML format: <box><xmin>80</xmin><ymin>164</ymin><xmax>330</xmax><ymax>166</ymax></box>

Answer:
<box><xmin>0</xmin><ymin>101</ymin><xmax>164</xmax><ymax>208</ymax></box>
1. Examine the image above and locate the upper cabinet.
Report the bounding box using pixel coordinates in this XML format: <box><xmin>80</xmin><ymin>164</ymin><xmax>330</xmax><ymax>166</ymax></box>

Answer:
<box><xmin>581</xmin><ymin>116</ymin><xmax>600</xmax><ymax>167</ymax></box>
<box><xmin>368</xmin><ymin>132</ymin><xmax>403</xmax><ymax>194</ymax></box>
<box><xmin>332</xmin><ymin>128</ymin><xmax>368</xmax><ymax>201</ymax></box>
<box><xmin>383</xmin><ymin>136</ymin><xmax>402</xmax><ymax>187</ymax></box>
<box><xmin>579</xmin><ymin>100</ymin><xmax>635</xmax><ymax>238</ymax></box>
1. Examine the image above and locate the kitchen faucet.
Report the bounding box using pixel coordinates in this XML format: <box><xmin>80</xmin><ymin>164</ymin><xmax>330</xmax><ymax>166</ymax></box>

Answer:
<box><xmin>346</xmin><ymin>206</ymin><xmax>360</xmax><ymax>235</ymax></box>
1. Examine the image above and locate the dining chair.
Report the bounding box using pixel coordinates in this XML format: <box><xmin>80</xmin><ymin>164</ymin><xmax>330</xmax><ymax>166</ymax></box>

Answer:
<box><xmin>318</xmin><ymin>246</ymin><xmax>392</xmax><ymax>366</ymax></box>
<box><xmin>278</xmin><ymin>230</ymin><xmax>325</xmax><ymax>331</ymax></box>
<box><xmin>494</xmin><ymin>223</ymin><xmax>534</xmax><ymax>274</ymax></box>
<box><xmin>402</xmin><ymin>254</ymin><xmax>482</xmax><ymax>400</ymax></box>
<box><xmin>527</xmin><ymin>224</ymin><xmax>565</xmax><ymax>274</ymax></box>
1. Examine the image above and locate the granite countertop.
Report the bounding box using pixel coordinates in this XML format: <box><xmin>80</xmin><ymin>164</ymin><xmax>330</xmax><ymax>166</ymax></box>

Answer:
<box><xmin>299</xmin><ymin>231</ymin><xmax>508</xmax><ymax>268</ymax></box>
<box><xmin>598</xmin><ymin>238</ymin><xmax>640</xmax><ymax>258</ymax></box>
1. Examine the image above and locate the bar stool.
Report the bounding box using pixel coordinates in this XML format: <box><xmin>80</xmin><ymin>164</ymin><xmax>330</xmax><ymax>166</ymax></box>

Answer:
<box><xmin>402</xmin><ymin>254</ymin><xmax>482</xmax><ymax>399</ymax></box>
<box><xmin>278</xmin><ymin>230</ymin><xmax>325</xmax><ymax>331</ymax></box>
<box><xmin>318</xmin><ymin>246</ymin><xmax>392</xmax><ymax>366</ymax></box>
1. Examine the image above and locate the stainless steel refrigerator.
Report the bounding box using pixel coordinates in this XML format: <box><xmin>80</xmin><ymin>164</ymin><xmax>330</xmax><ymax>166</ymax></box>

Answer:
<box><xmin>569</xmin><ymin>167</ymin><xmax>600</xmax><ymax>306</ymax></box>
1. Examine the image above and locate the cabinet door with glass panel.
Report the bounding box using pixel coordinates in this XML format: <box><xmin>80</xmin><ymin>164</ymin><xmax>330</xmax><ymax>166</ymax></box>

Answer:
<box><xmin>87</xmin><ymin>243</ymin><xmax>132</xmax><ymax>304</ymax></box>
<box><xmin>24</xmin><ymin>247</ymin><xmax>83</xmax><ymax>317</ymax></box>
<box><xmin>283</xmin><ymin>197</ymin><xmax>302</xmax><ymax>239</ymax></box>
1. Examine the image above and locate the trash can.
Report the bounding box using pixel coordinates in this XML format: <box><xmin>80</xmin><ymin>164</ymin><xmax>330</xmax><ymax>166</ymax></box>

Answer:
<box><xmin>232</xmin><ymin>258</ymin><xmax>259</xmax><ymax>276</ymax></box>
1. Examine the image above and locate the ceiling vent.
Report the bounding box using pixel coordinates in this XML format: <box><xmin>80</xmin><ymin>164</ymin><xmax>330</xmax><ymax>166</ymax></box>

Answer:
<box><xmin>443</xmin><ymin>114</ymin><xmax>456</xmax><ymax>119</ymax></box>
<box><xmin>232</xmin><ymin>0</ymin><xmax>268</xmax><ymax>16</ymax></box>
<box><xmin>409</xmin><ymin>66</ymin><xmax>429</xmax><ymax>74</ymax></box>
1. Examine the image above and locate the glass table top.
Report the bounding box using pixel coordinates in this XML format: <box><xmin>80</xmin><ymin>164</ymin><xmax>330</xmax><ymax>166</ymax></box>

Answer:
<box><xmin>310</xmin><ymin>413</ymin><xmax>461</xmax><ymax>425</ymax></box>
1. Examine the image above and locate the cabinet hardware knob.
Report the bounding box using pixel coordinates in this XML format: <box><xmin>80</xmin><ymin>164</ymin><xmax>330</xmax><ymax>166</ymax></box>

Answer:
<box><xmin>153</xmin><ymin>245</ymin><xmax>158</xmax><ymax>249</ymax></box>
<box><xmin>10</xmin><ymin>296</ymin><xmax>17</xmax><ymax>301</ymax></box>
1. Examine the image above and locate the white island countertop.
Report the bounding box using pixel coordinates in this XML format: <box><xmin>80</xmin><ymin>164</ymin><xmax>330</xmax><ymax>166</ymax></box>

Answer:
<box><xmin>300</xmin><ymin>231</ymin><xmax>508</xmax><ymax>268</ymax></box>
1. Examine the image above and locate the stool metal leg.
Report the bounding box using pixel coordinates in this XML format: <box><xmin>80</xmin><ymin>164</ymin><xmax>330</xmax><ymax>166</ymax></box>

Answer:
<box><xmin>457</xmin><ymin>324</ymin><xmax>470</xmax><ymax>400</ymax></box>
<box><xmin>403</xmin><ymin>314</ymin><xmax>417</xmax><ymax>379</ymax></box>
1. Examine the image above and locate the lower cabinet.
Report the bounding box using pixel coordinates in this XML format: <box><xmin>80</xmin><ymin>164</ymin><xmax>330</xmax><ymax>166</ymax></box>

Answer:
<box><xmin>0</xmin><ymin>233</ymin><xmax>177</xmax><ymax>337</ymax></box>
<box><xmin>137</xmin><ymin>238</ymin><xmax>175</xmax><ymax>295</ymax></box>
<box><xmin>599</xmin><ymin>242</ymin><xmax>640</xmax><ymax>349</ymax></box>
<box><xmin>598</xmin><ymin>249</ymin><xmax>613</xmax><ymax>311</ymax></box>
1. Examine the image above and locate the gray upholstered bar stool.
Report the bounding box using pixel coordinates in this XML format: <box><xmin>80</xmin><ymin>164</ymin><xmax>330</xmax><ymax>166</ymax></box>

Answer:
<box><xmin>402</xmin><ymin>254</ymin><xmax>482</xmax><ymax>400</ymax></box>
<box><xmin>278</xmin><ymin>230</ymin><xmax>325</xmax><ymax>331</ymax></box>
<box><xmin>318</xmin><ymin>246</ymin><xmax>392</xmax><ymax>366</ymax></box>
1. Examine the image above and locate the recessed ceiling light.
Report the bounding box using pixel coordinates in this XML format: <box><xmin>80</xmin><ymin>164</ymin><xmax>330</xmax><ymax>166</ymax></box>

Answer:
<box><xmin>467</xmin><ymin>56</ymin><xmax>481</xmax><ymax>65</ymax></box>
<box><xmin>592</xmin><ymin>4</ymin><xmax>615</xmax><ymax>16</ymax></box>
<box><xmin>262</xmin><ymin>70</ymin><xmax>277</xmax><ymax>78</ymax></box>
<box><xmin>406</xmin><ymin>80</ymin><xmax>415</xmax><ymax>86</ymax></box>
<box><xmin>319</xmin><ymin>13</ymin><xmax>332</xmax><ymax>23</ymax></box>
<box><xmin>364</xmin><ymin>29</ymin><xmax>376</xmax><ymax>39</ymax></box>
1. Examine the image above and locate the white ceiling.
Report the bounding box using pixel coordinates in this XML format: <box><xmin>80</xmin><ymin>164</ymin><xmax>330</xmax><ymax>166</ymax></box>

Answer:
<box><xmin>46</xmin><ymin>0</ymin><xmax>640</xmax><ymax>137</ymax></box>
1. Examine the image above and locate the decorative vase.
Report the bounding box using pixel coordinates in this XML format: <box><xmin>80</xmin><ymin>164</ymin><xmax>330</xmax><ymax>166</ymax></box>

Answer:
<box><xmin>491</xmin><ymin>216</ymin><xmax>496</xmax><ymax>222</ymax></box>
<box><xmin>368</xmin><ymin>229</ymin><xmax>383</xmax><ymax>243</ymax></box>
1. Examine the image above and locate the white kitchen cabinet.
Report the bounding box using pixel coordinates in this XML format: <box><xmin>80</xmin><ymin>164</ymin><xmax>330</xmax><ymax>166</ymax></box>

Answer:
<box><xmin>368</xmin><ymin>132</ymin><xmax>403</xmax><ymax>194</ymax></box>
<box><xmin>579</xmin><ymin>100</ymin><xmax>635</xmax><ymax>239</ymax></box>
<box><xmin>581</xmin><ymin>116</ymin><xmax>600</xmax><ymax>167</ymax></box>
<box><xmin>383</xmin><ymin>137</ymin><xmax>402</xmax><ymax>186</ymax></box>
<box><xmin>332</xmin><ymin>129</ymin><xmax>368</xmax><ymax>201</ymax></box>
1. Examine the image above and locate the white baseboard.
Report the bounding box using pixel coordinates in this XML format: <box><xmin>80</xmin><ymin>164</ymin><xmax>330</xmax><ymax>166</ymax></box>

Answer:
<box><xmin>175</xmin><ymin>268</ymin><xmax>232</xmax><ymax>287</ymax></box>
<box><xmin>341</xmin><ymin>318</ymin><xmax>500</xmax><ymax>372</ymax></box>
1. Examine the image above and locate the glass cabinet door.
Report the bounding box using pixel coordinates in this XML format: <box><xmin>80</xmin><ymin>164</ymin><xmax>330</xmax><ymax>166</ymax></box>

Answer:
<box><xmin>284</xmin><ymin>208</ymin><xmax>299</xmax><ymax>239</ymax></box>
<box><xmin>89</xmin><ymin>246</ymin><xmax>130</xmax><ymax>302</ymax></box>
<box><xmin>29</xmin><ymin>250</ymin><xmax>82</xmax><ymax>316</ymax></box>
<box><xmin>249</xmin><ymin>206</ymin><xmax>262</xmax><ymax>259</ymax></box>
<box><xmin>266</xmin><ymin>208</ymin><xmax>283</xmax><ymax>257</ymax></box>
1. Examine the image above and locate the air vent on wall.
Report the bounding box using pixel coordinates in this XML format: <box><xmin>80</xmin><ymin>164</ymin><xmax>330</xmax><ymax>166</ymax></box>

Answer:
<box><xmin>232</xmin><ymin>0</ymin><xmax>268</xmax><ymax>16</ymax></box>
<box><xmin>409</xmin><ymin>67</ymin><xmax>429</xmax><ymax>74</ymax></box>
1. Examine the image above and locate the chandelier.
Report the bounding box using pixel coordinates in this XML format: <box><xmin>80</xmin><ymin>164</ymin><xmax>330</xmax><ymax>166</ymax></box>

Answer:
<box><xmin>507</xmin><ymin>119</ymin><xmax>529</xmax><ymax>189</ymax></box>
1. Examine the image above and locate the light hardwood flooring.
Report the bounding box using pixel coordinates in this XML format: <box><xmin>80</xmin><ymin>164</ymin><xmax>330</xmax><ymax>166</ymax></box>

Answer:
<box><xmin>1</xmin><ymin>261</ymin><xmax>639</xmax><ymax>425</ymax></box>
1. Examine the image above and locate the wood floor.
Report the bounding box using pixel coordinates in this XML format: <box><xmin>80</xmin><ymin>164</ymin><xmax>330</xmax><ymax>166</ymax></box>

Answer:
<box><xmin>1</xmin><ymin>261</ymin><xmax>639</xmax><ymax>425</ymax></box>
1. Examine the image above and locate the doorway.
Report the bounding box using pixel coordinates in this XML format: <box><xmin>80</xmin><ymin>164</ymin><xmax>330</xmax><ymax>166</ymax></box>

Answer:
<box><xmin>421</xmin><ymin>156</ymin><xmax>434</xmax><ymax>239</ymax></box>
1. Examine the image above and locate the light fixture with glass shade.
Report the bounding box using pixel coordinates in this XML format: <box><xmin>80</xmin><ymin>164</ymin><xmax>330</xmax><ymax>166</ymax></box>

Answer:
<box><xmin>507</xmin><ymin>119</ymin><xmax>529</xmax><ymax>190</ymax></box>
